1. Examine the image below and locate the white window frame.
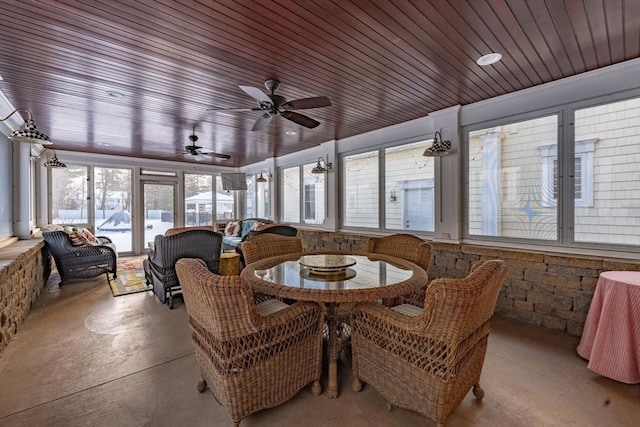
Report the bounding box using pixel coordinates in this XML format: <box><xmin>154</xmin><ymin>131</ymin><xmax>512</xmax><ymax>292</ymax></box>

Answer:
<box><xmin>540</xmin><ymin>138</ymin><xmax>596</xmax><ymax>208</ymax></box>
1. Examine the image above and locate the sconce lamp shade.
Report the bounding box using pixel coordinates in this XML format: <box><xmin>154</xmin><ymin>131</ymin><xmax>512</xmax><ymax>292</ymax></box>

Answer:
<box><xmin>311</xmin><ymin>157</ymin><xmax>332</xmax><ymax>174</ymax></box>
<box><xmin>1</xmin><ymin>109</ymin><xmax>52</xmax><ymax>145</ymax></box>
<box><xmin>423</xmin><ymin>131</ymin><xmax>451</xmax><ymax>157</ymax></box>
<box><xmin>256</xmin><ymin>170</ymin><xmax>270</xmax><ymax>183</ymax></box>
<box><xmin>42</xmin><ymin>151</ymin><xmax>67</xmax><ymax>168</ymax></box>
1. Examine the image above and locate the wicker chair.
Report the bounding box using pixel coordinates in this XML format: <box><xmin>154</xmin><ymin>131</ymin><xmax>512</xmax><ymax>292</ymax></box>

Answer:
<box><xmin>367</xmin><ymin>234</ymin><xmax>432</xmax><ymax>306</ymax></box>
<box><xmin>236</xmin><ymin>225</ymin><xmax>298</xmax><ymax>268</ymax></box>
<box><xmin>143</xmin><ymin>229</ymin><xmax>222</xmax><ymax>309</ymax></box>
<box><xmin>42</xmin><ymin>230</ymin><xmax>117</xmax><ymax>286</ymax></box>
<box><xmin>241</xmin><ymin>234</ymin><xmax>302</xmax><ymax>266</ymax></box>
<box><xmin>175</xmin><ymin>258</ymin><xmax>324</xmax><ymax>427</ymax></box>
<box><xmin>351</xmin><ymin>260</ymin><xmax>508</xmax><ymax>427</ymax></box>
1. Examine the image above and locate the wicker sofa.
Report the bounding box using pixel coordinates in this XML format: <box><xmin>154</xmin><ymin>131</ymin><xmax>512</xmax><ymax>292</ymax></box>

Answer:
<box><xmin>218</xmin><ymin>218</ymin><xmax>273</xmax><ymax>251</ymax></box>
<box><xmin>42</xmin><ymin>229</ymin><xmax>117</xmax><ymax>286</ymax></box>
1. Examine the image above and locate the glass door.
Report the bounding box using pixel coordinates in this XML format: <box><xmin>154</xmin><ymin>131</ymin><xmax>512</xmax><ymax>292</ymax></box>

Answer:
<box><xmin>143</xmin><ymin>182</ymin><xmax>176</xmax><ymax>250</ymax></box>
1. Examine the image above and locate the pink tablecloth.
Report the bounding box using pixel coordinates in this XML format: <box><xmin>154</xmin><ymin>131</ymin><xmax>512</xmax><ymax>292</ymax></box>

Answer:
<box><xmin>577</xmin><ymin>271</ymin><xmax>640</xmax><ymax>384</ymax></box>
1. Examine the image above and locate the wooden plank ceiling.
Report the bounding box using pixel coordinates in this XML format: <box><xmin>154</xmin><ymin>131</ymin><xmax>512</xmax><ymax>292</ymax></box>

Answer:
<box><xmin>0</xmin><ymin>0</ymin><xmax>638</xmax><ymax>167</ymax></box>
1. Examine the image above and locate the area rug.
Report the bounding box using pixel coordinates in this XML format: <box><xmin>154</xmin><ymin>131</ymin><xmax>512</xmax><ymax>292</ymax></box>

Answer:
<box><xmin>109</xmin><ymin>255</ymin><xmax>150</xmax><ymax>297</ymax></box>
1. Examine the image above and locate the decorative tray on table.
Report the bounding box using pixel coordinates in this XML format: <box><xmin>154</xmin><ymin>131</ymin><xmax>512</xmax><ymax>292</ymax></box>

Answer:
<box><xmin>299</xmin><ymin>254</ymin><xmax>357</xmax><ymax>276</ymax></box>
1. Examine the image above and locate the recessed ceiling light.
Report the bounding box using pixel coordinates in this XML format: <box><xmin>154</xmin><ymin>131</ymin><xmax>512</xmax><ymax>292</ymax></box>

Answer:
<box><xmin>106</xmin><ymin>91</ymin><xmax>125</xmax><ymax>99</ymax></box>
<box><xmin>285</xmin><ymin>131</ymin><xmax>297</xmax><ymax>136</ymax></box>
<box><xmin>476</xmin><ymin>53</ymin><xmax>502</xmax><ymax>66</ymax></box>
<box><xmin>96</xmin><ymin>142</ymin><xmax>110</xmax><ymax>146</ymax></box>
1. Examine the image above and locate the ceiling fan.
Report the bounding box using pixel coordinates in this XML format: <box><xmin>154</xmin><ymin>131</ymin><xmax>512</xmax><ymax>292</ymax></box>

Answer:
<box><xmin>182</xmin><ymin>128</ymin><xmax>230</xmax><ymax>161</ymax></box>
<box><xmin>208</xmin><ymin>80</ymin><xmax>331</xmax><ymax>131</ymax></box>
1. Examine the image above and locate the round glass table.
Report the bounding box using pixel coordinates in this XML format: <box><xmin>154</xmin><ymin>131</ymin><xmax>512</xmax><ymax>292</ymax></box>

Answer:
<box><xmin>241</xmin><ymin>252</ymin><xmax>428</xmax><ymax>398</ymax></box>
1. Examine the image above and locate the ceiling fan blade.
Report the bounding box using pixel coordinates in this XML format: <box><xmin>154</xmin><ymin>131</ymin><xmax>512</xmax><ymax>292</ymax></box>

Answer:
<box><xmin>281</xmin><ymin>96</ymin><xmax>331</xmax><ymax>110</ymax></box>
<box><xmin>207</xmin><ymin>107</ymin><xmax>259</xmax><ymax>112</ymax></box>
<box><xmin>239</xmin><ymin>85</ymin><xmax>273</xmax><ymax>106</ymax></box>
<box><xmin>251</xmin><ymin>114</ymin><xmax>272</xmax><ymax>131</ymax></box>
<box><xmin>280</xmin><ymin>111</ymin><xmax>320</xmax><ymax>129</ymax></box>
<box><xmin>198</xmin><ymin>149</ymin><xmax>231</xmax><ymax>160</ymax></box>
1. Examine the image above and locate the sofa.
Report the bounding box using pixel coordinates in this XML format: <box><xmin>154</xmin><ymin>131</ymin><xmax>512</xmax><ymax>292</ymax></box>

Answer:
<box><xmin>218</xmin><ymin>218</ymin><xmax>273</xmax><ymax>251</ymax></box>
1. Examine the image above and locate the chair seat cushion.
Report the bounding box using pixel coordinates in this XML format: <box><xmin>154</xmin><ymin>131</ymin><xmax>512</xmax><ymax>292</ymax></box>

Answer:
<box><xmin>391</xmin><ymin>303</ymin><xmax>423</xmax><ymax>317</ymax></box>
<box><xmin>222</xmin><ymin>235</ymin><xmax>242</xmax><ymax>247</ymax></box>
<box><xmin>255</xmin><ymin>299</ymin><xmax>290</xmax><ymax>316</ymax></box>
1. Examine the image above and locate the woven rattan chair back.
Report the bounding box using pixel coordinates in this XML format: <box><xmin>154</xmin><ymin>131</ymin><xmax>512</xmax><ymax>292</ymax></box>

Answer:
<box><xmin>176</xmin><ymin>258</ymin><xmax>325</xmax><ymax>426</ymax></box>
<box><xmin>241</xmin><ymin>234</ymin><xmax>302</xmax><ymax>265</ymax></box>
<box><xmin>351</xmin><ymin>259</ymin><xmax>508</xmax><ymax>427</ymax></box>
<box><xmin>367</xmin><ymin>233</ymin><xmax>432</xmax><ymax>271</ymax></box>
<box><xmin>368</xmin><ymin>234</ymin><xmax>432</xmax><ymax>305</ymax></box>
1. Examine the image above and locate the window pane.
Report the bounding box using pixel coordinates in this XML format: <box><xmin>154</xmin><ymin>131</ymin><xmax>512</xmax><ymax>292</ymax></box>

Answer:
<box><xmin>303</xmin><ymin>163</ymin><xmax>325</xmax><ymax>225</ymax></box>
<box><xmin>282</xmin><ymin>167</ymin><xmax>300</xmax><ymax>223</ymax></box>
<box><xmin>216</xmin><ymin>176</ymin><xmax>235</xmax><ymax>220</ymax></box>
<box><xmin>344</xmin><ymin>151</ymin><xmax>379</xmax><ymax>228</ymax></box>
<box><xmin>51</xmin><ymin>165</ymin><xmax>89</xmax><ymax>226</ymax></box>
<box><xmin>94</xmin><ymin>167</ymin><xmax>132</xmax><ymax>251</ymax></box>
<box><xmin>185</xmin><ymin>174</ymin><xmax>213</xmax><ymax>225</ymax></box>
<box><xmin>385</xmin><ymin>141</ymin><xmax>434</xmax><ymax>231</ymax></box>
<box><xmin>573</xmin><ymin>97</ymin><xmax>640</xmax><ymax>245</ymax></box>
<box><xmin>468</xmin><ymin>116</ymin><xmax>558</xmax><ymax>240</ymax></box>
<box><xmin>246</xmin><ymin>174</ymin><xmax>270</xmax><ymax>218</ymax></box>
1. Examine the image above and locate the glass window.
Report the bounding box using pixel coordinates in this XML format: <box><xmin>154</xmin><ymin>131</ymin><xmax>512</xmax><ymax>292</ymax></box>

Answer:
<box><xmin>302</xmin><ymin>163</ymin><xmax>324</xmax><ymax>225</ymax></box>
<box><xmin>573</xmin><ymin>98</ymin><xmax>640</xmax><ymax>245</ymax></box>
<box><xmin>216</xmin><ymin>176</ymin><xmax>235</xmax><ymax>220</ymax></box>
<box><xmin>385</xmin><ymin>141</ymin><xmax>434</xmax><ymax>231</ymax></box>
<box><xmin>468</xmin><ymin>116</ymin><xmax>559</xmax><ymax>240</ymax></box>
<box><xmin>343</xmin><ymin>151</ymin><xmax>379</xmax><ymax>228</ymax></box>
<box><xmin>50</xmin><ymin>165</ymin><xmax>90</xmax><ymax>226</ymax></box>
<box><xmin>94</xmin><ymin>167</ymin><xmax>132</xmax><ymax>251</ymax></box>
<box><xmin>246</xmin><ymin>173</ymin><xmax>270</xmax><ymax>219</ymax></box>
<box><xmin>184</xmin><ymin>174</ymin><xmax>213</xmax><ymax>225</ymax></box>
<box><xmin>282</xmin><ymin>166</ymin><xmax>300</xmax><ymax>223</ymax></box>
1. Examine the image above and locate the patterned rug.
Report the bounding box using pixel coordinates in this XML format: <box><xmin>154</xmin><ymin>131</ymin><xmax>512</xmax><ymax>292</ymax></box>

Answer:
<box><xmin>109</xmin><ymin>255</ymin><xmax>149</xmax><ymax>297</ymax></box>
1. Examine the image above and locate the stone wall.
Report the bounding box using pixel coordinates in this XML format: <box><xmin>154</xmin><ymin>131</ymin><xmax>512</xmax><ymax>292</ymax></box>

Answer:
<box><xmin>0</xmin><ymin>239</ymin><xmax>51</xmax><ymax>354</ymax></box>
<box><xmin>297</xmin><ymin>230</ymin><xmax>640</xmax><ymax>336</ymax></box>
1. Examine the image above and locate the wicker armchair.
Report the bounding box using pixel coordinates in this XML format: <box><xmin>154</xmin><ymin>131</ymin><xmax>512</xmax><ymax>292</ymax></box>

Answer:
<box><xmin>175</xmin><ymin>258</ymin><xmax>324</xmax><ymax>427</ymax></box>
<box><xmin>367</xmin><ymin>234</ymin><xmax>432</xmax><ymax>306</ymax></box>
<box><xmin>241</xmin><ymin>234</ymin><xmax>302</xmax><ymax>266</ymax></box>
<box><xmin>42</xmin><ymin>230</ymin><xmax>117</xmax><ymax>286</ymax></box>
<box><xmin>143</xmin><ymin>229</ymin><xmax>222</xmax><ymax>309</ymax></box>
<box><xmin>236</xmin><ymin>225</ymin><xmax>298</xmax><ymax>268</ymax></box>
<box><xmin>351</xmin><ymin>260</ymin><xmax>508</xmax><ymax>427</ymax></box>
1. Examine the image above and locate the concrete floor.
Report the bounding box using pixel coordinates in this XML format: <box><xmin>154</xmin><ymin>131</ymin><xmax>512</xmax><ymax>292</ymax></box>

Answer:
<box><xmin>0</xmin><ymin>265</ymin><xmax>638</xmax><ymax>427</ymax></box>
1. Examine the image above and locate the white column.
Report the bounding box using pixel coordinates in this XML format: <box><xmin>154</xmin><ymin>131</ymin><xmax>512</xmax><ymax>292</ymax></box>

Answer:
<box><xmin>13</xmin><ymin>141</ymin><xmax>32</xmax><ymax>239</ymax></box>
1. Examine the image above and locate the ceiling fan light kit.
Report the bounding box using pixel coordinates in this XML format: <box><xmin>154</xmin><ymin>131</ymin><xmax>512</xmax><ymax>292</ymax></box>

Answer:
<box><xmin>210</xmin><ymin>80</ymin><xmax>331</xmax><ymax>132</ymax></box>
<box><xmin>182</xmin><ymin>126</ymin><xmax>230</xmax><ymax>161</ymax></box>
<box><xmin>0</xmin><ymin>109</ymin><xmax>52</xmax><ymax>145</ymax></box>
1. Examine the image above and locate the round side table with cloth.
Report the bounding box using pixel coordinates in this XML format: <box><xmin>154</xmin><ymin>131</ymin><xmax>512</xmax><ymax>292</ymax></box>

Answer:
<box><xmin>577</xmin><ymin>271</ymin><xmax>640</xmax><ymax>384</ymax></box>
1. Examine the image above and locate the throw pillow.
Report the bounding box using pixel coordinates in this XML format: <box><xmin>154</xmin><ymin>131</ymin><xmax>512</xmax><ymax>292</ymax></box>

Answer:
<box><xmin>76</xmin><ymin>227</ymin><xmax>99</xmax><ymax>246</ymax></box>
<box><xmin>225</xmin><ymin>221</ymin><xmax>240</xmax><ymax>237</ymax></box>
<box><xmin>250</xmin><ymin>221</ymin><xmax>265</xmax><ymax>231</ymax></box>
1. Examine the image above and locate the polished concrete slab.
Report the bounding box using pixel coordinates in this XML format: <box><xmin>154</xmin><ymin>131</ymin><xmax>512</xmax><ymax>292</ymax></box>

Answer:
<box><xmin>0</xmin><ymin>268</ymin><xmax>638</xmax><ymax>426</ymax></box>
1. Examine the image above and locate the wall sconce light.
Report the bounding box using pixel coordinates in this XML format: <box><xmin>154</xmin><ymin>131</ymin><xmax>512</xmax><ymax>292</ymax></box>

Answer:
<box><xmin>0</xmin><ymin>109</ymin><xmax>52</xmax><ymax>145</ymax></box>
<box><xmin>256</xmin><ymin>170</ymin><xmax>271</xmax><ymax>183</ymax></box>
<box><xmin>42</xmin><ymin>150</ymin><xmax>67</xmax><ymax>168</ymax></box>
<box><xmin>311</xmin><ymin>157</ymin><xmax>332</xmax><ymax>174</ymax></box>
<box><xmin>32</xmin><ymin>148</ymin><xmax>67</xmax><ymax>168</ymax></box>
<box><xmin>422</xmin><ymin>131</ymin><xmax>451</xmax><ymax>157</ymax></box>
<box><xmin>389</xmin><ymin>190</ymin><xmax>397</xmax><ymax>202</ymax></box>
